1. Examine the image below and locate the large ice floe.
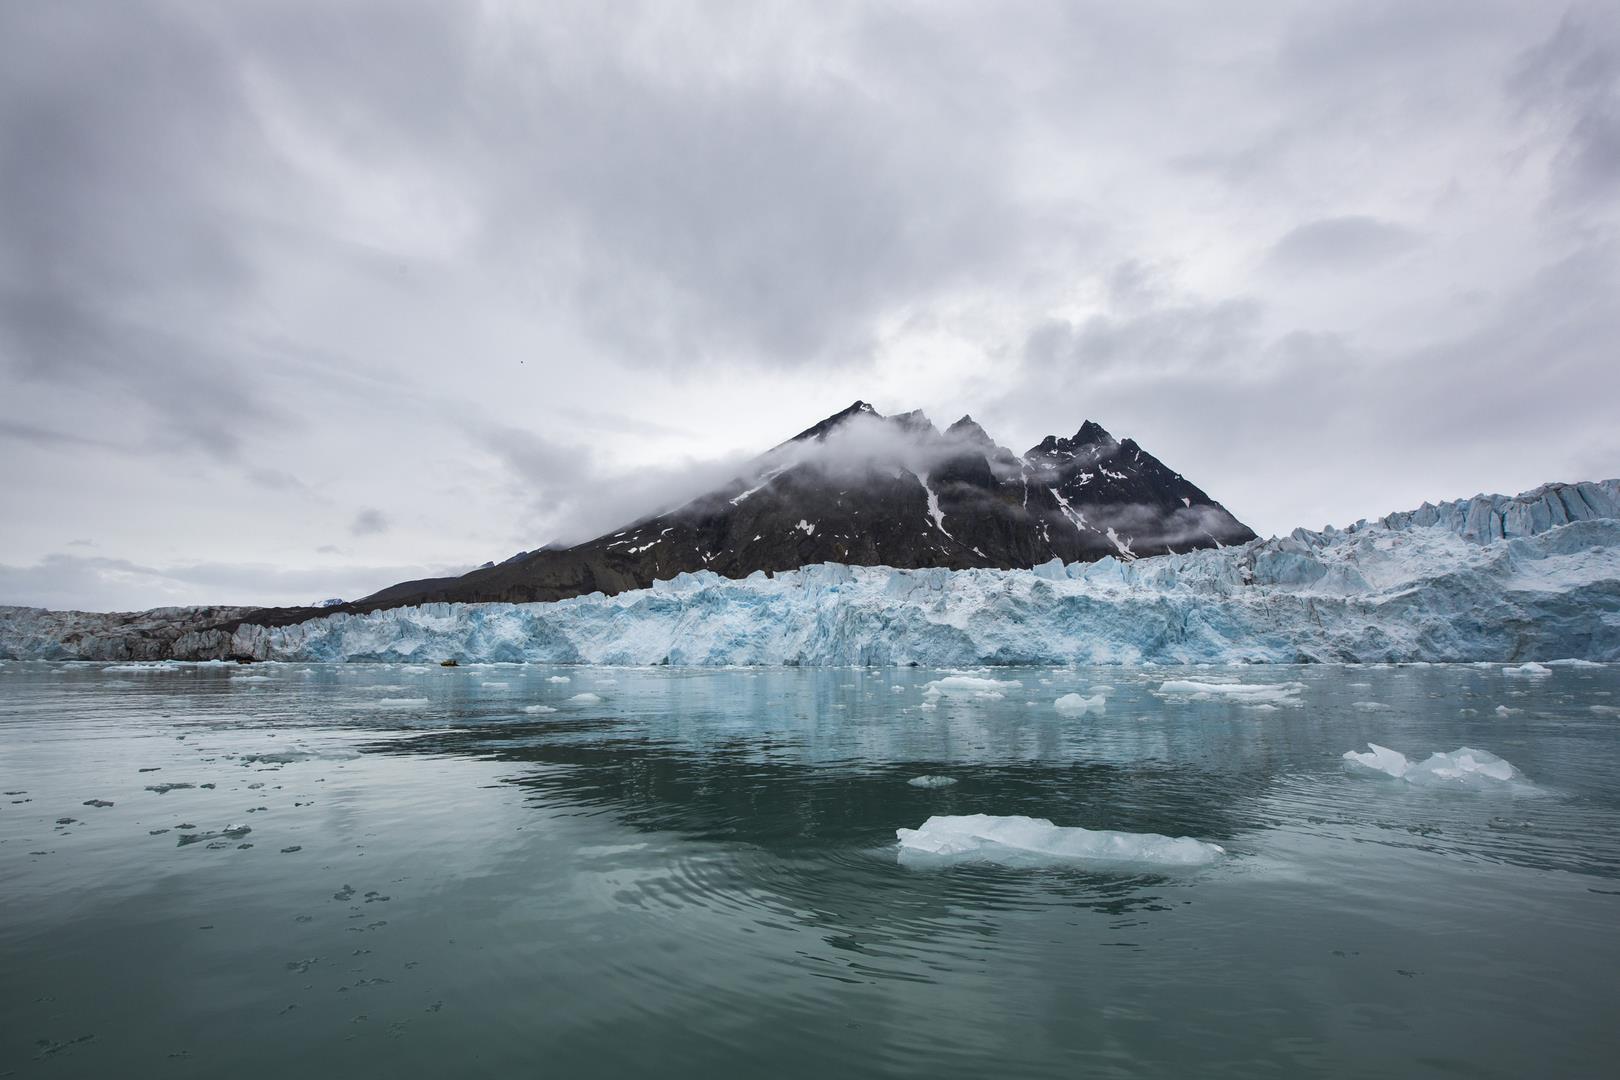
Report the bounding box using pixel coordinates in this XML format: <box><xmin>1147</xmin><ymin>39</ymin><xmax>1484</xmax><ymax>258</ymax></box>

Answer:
<box><xmin>2</xmin><ymin>479</ymin><xmax>1618</xmax><ymax>665</ymax></box>
<box><xmin>896</xmin><ymin>814</ymin><xmax>1225</xmax><ymax>867</ymax></box>
<box><xmin>1342</xmin><ymin>744</ymin><xmax>1524</xmax><ymax>788</ymax></box>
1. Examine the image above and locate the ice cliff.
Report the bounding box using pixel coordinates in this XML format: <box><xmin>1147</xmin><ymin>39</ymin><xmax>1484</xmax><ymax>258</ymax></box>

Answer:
<box><xmin>3</xmin><ymin>479</ymin><xmax>1618</xmax><ymax>665</ymax></box>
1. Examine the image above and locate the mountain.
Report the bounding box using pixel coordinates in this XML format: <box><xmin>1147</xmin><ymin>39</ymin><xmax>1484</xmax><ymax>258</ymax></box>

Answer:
<box><xmin>340</xmin><ymin>401</ymin><xmax>1255</xmax><ymax>612</ymax></box>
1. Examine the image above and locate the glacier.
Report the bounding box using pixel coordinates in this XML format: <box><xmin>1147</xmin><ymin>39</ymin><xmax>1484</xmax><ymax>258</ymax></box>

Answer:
<box><xmin>1</xmin><ymin>479</ymin><xmax>1618</xmax><ymax>665</ymax></box>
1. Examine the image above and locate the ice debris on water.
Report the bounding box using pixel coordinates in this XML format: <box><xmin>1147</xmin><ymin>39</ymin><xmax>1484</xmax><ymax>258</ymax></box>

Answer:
<box><xmin>896</xmin><ymin>814</ymin><xmax>1224</xmax><ymax>866</ymax></box>
<box><xmin>1054</xmin><ymin>692</ymin><xmax>1106</xmax><ymax>714</ymax></box>
<box><xmin>1342</xmin><ymin>743</ymin><xmax>1523</xmax><ymax>787</ymax></box>
<box><xmin>522</xmin><ymin>704</ymin><xmax>558</xmax><ymax>713</ymax></box>
<box><xmin>907</xmin><ymin>775</ymin><xmax>958</xmax><ymax>788</ymax></box>
<box><xmin>569</xmin><ymin>692</ymin><xmax>602</xmax><ymax>703</ymax></box>
<box><xmin>1503</xmin><ymin>662</ymin><xmax>1552</xmax><ymax>677</ymax></box>
<box><xmin>923</xmin><ymin>675</ymin><xmax>1020</xmax><ymax>700</ymax></box>
<box><xmin>546</xmin><ymin>675</ymin><xmax>571</xmax><ymax>683</ymax></box>
<box><xmin>1157</xmin><ymin>679</ymin><xmax>1306</xmax><ymax>706</ymax></box>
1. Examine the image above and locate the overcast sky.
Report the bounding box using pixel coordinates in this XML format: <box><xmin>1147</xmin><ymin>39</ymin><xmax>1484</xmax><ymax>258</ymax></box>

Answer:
<box><xmin>2</xmin><ymin>1</ymin><xmax>1617</xmax><ymax>611</ymax></box>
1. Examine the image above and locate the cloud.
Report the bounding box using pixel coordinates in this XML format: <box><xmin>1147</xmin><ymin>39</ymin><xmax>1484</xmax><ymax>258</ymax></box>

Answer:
<box><xmin>1266</xmin><ymin>216</ymin><xmax>1421</xmax><ymax>271</ymax></box>
<box><xmin>0</xmin><ymin>552</ymin><xmax>470</xmax><ymax>611</ymax></box>
<box><xmin>350</xmin><ymin>508</ymin><xmax>390</xmax><ymax>536</ymax></box>
<box><xmin>1508</xmin><ymin>7</ymin><xmax>1620</xmax><ymax>207</ymax></box>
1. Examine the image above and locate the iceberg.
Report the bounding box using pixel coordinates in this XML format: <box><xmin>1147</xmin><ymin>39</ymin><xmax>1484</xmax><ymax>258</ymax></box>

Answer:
<box><xmin>1157</xmin><ymin>680</ymin><xmax>1306</xmax><ymax>706</ymax></box>
<box><xmin>1053</xmin><ymin>692</ymin><xmax>1106</xmax><ymax>714</ymax></box>
<box><xmin>3</xmin><ymin>479</ymin><xmax>1618</xmax><ymax>666</ymax></box>
<box><xmin>923</xmin><ymin>675</ymin><xmax>1022</xmax><ymax>698</ymax></box>
<box><xmin>896</xmin><ymin>814</ymin><xmax>1225</xmax><ymax>866</ymax></box>
<box><xmin>906</xmin><ymin>775</ymin><xmax>958</xmax><ymax>788</ymax></box>
<box><xmin>1342</xmin><ymin>743</ymin><xmax>1523</xmax><ymax>787</ymax></box>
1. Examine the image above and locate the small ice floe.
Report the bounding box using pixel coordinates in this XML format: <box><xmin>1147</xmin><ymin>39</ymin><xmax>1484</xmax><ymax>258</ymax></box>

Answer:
<box><xmin>1053</xmin><ymin>692</ymin><xmax>1105</xmax><ymax>715</ymax></box>
<box><xmin>891</xmin><ymin>685</ymin><xmax>906</xmax><ymax>693</ymax></box>
<box><xmin>102</xmin><ymin>663</ymin><xmax>179</xmax><ymax>673</ymax></box>
<box><xmin>547</xmin><ymin>675</ymin><xmax>572</xmax><ymax>684</ymax></box>
<box><xmin>1157</xmin><ymin>680</ymin><xmax>1306</xmax><ymax>707</ymax></box>
<box><xmin>1548</xmin><ymin>658</ymin><xmax>1603</xmax><ymax>668</ymax></box>
<box><xmin>1503</xmin><ymin>663</ymin><xmax>1553</xmax><ymax>677</ymax></box>
<box><xmin>907</xmin><ymin>775</ymin><xmax>958</xmax><ymax>788</ymax></box>
<box><xmin>1591</xmin><ymin>704</ymin><xmax>1620</xmax><ymax>715</ymax></box>
<box><xmin>1342</xmin><ymin>743</ymin><xmax>1523</xmax><ymax>787</ymax></box>
<box><xmin>1495</xmin><ymin>705</ymin><xmax>1516</xmax><ymax>716</ymax></box>
<box><xmin>230</xmin><ymin>674</ymin><xmax>272</xmax><ymax>683</ymax></box>
<box><xmin>922</xmin><ymin>675</ymin><xmax>1021</xmax><ymax>701</ymax></box>
<box><xmin>897</xmin><ymin>814</ymin><xmax>1224</xmax><ymax>867</ymax></box>
<box><xmin>569</xmin><ymin>692</ymin><xmax>602</xmax><ymax>704</ymax></box>
<box><xmin>523</xmin><ymin>704</ymin><xmax>558</xmax><ymax>714</ymax></box>
<box><xmin>354</xmin><ymin>697</ymin><xmax>429</xmax><ymax>709</ymax></box>
<box><xmin>1352</xmin><ymin>701</ymin><xmax>1390</xmax><ymax>712</ymax></box>
<box><xmin>399</xmin><ymin>665</ymin><xmax>432</xmax><ymax>675</ymax></box>
<box><xmin>481</xmin><ymin>681</ymin><xmax>510</xmax><ymax>689</ymax></box>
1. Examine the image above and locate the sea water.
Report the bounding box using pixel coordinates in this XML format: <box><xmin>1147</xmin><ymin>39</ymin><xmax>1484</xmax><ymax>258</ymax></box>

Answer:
<box><xmin>2</xmin><ymin>660</ymin><xmax>1618</xmax><ymax>1077</ymax></box>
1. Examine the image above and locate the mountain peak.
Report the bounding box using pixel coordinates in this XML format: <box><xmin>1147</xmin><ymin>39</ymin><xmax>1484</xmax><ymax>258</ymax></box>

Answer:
<box><xmin>946</xmin><ymin>414</ymin><xmax>991</xmax><ymax>443</ymax></box>
<box><xmin>786</xmin><ymin>400</ymin><xmax>884</xmax><ymax>445</ymax></box>
<box><xmin>1074</xmin><ymin>420</ymin><xmax>1115</xmax><ymax>446</ymax></box>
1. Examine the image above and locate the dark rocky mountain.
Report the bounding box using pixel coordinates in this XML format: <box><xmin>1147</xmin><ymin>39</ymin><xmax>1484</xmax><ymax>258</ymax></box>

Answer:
<box><xmin>331</xmin><ymin>401</ymin><xmax>1254</xmax><ymax>614</ymax></box>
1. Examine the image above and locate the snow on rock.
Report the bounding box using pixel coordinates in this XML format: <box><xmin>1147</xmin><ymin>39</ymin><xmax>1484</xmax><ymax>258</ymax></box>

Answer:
<box><xmin>1054</xmin><ymin>692</ymin><xmax>1106</xmax><ymax>714</ymax></box>
<box><xmin>4</xmin><ymin>479</ymin><xmax>1619</xmax><ymax>666</ymax></box>
<box><xmin>1342</xmin><ymin>743</ymin><xmax>1523</xmax><ymax>787</ymax></box>
<box><xmin>896</xmin><ymin>814</ymin><xmax>1224</xmax><ymax>867</ymax></box>
<box><xmin>906</xmin><ymin>775</ymin><xmax>958</xmax><ymax>788</ymax></box>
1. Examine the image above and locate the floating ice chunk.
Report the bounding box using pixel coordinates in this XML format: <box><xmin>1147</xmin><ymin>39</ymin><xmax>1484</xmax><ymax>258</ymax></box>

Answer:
<box><xmin>231</xmin><ymin>674</ymin><xmax>272</xmax><ymax>683</ymax></box>
<box><xmin>907</xmin><ymin>775</ymin><xmax>958</xmax><ymax>788</ymax></box>
<box><xmin>523</xmin><ymin>704</ymin><xmax>558</xmax><ymax>714</ymax></box>
<box><xmin>1351</xmin><ymin>701</ymin><xmax>1390</xmax><ymax>712</ymax></box>
<box><xmin>922</xmin><ymin>675</ymin><xmax>1022</xmax><ymax>698</ymax></box>
<box><xmin>896</xmin><ymin>814</ymin><xmax>1224</xmax><ymax>867</ymax></box>
<box><xmin>1495</xmin><ymin>705</ymin><xmax>1516</xmax><ymax>716</ymax></box>
<box><xmin>355</xmin><ymin>697</ymin><xmax>429</xmax><ymax>709</ymax></box>
<box><xmin>1157</xmin><ymin>680</ymin><xmax>1305</xmax><ymax>706</ymax></box>
<box><xmin>1343</xmin><ymin>743</ymin><xmax>1523</xmax><ymax>786</ymax></box>
<box><xmin>399</xmin><ymin>665</ymin><xmax>431</xmax><ymax>674</ymax></box>
<box><xmin>1054</xmin><ymin>692</ymin><xmax>1105</xmax><ymax>714</ymax></box>
<box><xmin>102</xmin><ymin>663</ymin><xmax>179</xmax><ymax>673</ymax></box>
<box><xmin>569</xmin><ymin>692</ymin><xmax>602</xmax><ymax>704</ymax></box>
<box><xmin>1503</xmin><ymin>663</ymin><xmax>1552</xmax><ymax>677</ymax></box>
<box><xmin>1548</xmin><ymin>658</ymin><xmax>1603</xmax><ymax>668</ymax></box>
<box><xmin>1342</xmin><ymin>742</ymin><xmax>1411</xmax><ymax>778</ymax></box>
<box><xmin>547</xmin><ymin>675</ymin><xmax>571</xmax><ymax>683</ymax></box>
<box><xmin>481</xmin><ymin>681</ymin><xmax>510</xmax><ymax>689</ymax></box>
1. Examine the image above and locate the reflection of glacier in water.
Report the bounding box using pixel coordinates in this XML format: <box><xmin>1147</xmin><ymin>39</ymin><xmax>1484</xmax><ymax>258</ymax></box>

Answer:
<box><xmin>2</xmin><ymin>660</ymin><xmax>1619</xmax><ymax>1076</ymax></box>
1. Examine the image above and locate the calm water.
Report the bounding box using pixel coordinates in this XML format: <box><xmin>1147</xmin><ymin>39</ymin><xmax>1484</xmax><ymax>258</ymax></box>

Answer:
<box><xmin>2</xmin><ymin>660</ymin><xmax>1618</xmax><ymax>1078</ymax></box>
